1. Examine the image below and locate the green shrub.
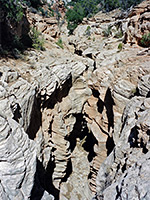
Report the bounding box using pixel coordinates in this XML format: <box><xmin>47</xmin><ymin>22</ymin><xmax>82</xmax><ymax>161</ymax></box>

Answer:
<box><xmin>140</xmin><ymin>33</ymin><xmax>150</xmax><ymax>47</ymax></box>
<box><xmin>56</xmin><ymin>38</ymin><xmax>64</xmax><ymax>49</ymax></box>
<box><xmin>103</xmin><ymin>0</ymin><xmax>143</xmax><ymax>12</ymax></box>
<box><xmin>65</xmin><ymin>0</ymin><xmax>144</xmax><ymax>34</ymax></box>
<box><xmin>115</xmin><ymin>31</ymin><xmax>123</xmax><ymax>38</ymax></box>
<box><xmin>0</xmin><ymin>0</ymin><xmax>23</xmax><ymax>22</ymax></box>
<box><xmin>48</xmin><ymin>5</ymin><xmax>54</xmax><ymax>17</ymax></box>
<box><xmin>66</xmin><ymin>3</ymin><xmax>85</xmax><ymax>34</ymax></box>
<box><xmin>29</xmin><ymin>27</ymin><xmax>45</xmax><ymax>50</ymax></box>
<box><xmin>103</xmin><ymin>26</ymin><xmax>112</xmax><ymax>37</ymax></box>
<box><xmin>118</xmin><ymin>43</ymin><xmax>123</xmax><ymax>50</ymax></box>
<box><xmin>85</xmin><ymin>26</ymin><xmax>91</xmax><ymax>37</ymax></box>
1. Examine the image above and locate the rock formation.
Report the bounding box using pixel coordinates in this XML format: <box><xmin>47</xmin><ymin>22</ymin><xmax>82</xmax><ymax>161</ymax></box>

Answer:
<box><xmin>0</xmin><ymin>0</ymin><xmax>150</xmax><ymax>200</ymax></box>
<box><xmin>94</xmin><ymin>75</ymin><xmax>150</xmax><ymax>200</ymax></box>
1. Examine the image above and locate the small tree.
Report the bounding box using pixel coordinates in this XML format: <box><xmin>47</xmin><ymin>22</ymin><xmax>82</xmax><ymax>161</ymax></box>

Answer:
<box><xmin>66</xmin><ymin>2</ymin><xmax>85</xmax><ymax>34</ymax></box>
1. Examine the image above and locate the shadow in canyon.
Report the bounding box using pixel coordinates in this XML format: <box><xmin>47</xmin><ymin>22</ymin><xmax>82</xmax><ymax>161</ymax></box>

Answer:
<box><xmin>26</xmin><ymin>95</ymin><xmax>42</xmax><ymax>140</ymax></box>
<box><xmin>65</xmin><ymin>114</ymin><xmax>98</xmax><ymax>162</ymax></box>
<box><xmin>104</xmin><ymin>88</ymin><xmax>115</xmax><ymax>132</ymax></box>
<box><xmin>11</xmin><ymin>103</ymin><xmax>22</xmax><ymax>123</ymax></box>
<box><xmin>31</xmin><ymin>155</ymin><xmax>60</xmax><ymax>200</ymax></box>
<box><xmin>42</xmin><ymin>75</ymin><xmax>72</xmax><ymax>109</ymax></box>
<box><xmin>92</xmin><ymin>88</ymin><xmax>115</xmax><ymax>156</ymax></box>
<box><xmin>60</xmin><ymin>158</ymin><xmax>73</xmax><ymax>183</ymax></box>
<box><xmin>128</xmin><ymin>125</ymin><xmax>148</xmax><ymax>154</ymax></box>
<box><xmin>27</xmin><ymin>76</ymin><xmax>72</xmax><ymax>140</ymax></box>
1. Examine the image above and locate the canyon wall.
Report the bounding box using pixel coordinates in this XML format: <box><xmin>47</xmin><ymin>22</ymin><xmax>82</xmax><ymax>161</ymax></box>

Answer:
<box><xmin>0</xmin><ymin>0</ymin><xmax>150</xmax><ymax>199</ymax></box>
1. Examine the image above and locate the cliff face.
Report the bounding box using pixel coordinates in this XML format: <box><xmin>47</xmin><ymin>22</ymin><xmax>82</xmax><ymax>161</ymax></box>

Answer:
<box><xmin>0</xmin><ymin>1</ymin><xmax>150</xmax><ymax>200</ymax></box>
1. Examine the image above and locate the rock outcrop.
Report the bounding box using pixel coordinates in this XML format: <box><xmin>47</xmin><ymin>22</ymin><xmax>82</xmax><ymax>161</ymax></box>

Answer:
<box><xmin>94</xmin><ymin>75</ymin><xmax>150</xmax><ymax>200</ymax></box>
<box><xmin>0</xmin><ymin>1</ymin><xmax>150</xmax><ymax>200</ymax></box>
<box><xmin>125</xmin><ymin>0</ymin><xmax>150</xmax><ymax>46</ymax></box>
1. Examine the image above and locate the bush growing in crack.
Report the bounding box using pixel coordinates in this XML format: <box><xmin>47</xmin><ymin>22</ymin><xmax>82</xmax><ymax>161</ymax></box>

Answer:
<box><xmin>29</xmin><ymin>27</ymin><xmax>45</xmax><ymax>51</ymax></box>
<box><xmin>140</xmin><ymin>33</ymin><xmax>150</xmax><ymax>47</ymax></box>
<box><xmin>103</xmin><ymin>26</ymin><xmax>112</xmax><ymax>37</ymax></box>
<box><xmin>56</xmin><ymin>38</ymin><xmax>64</xmax><ymax>49</ymax></box>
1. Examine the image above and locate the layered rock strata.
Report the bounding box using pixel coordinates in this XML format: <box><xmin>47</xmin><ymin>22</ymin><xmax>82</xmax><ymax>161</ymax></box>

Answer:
<box><xmin>0</xmin><ymin>1</ymin><xmax>150</xmax><ymax>200</ymax></box>
<box><xmin>94</xmin><ymin>75</ymin><xmax>150</xmax><ymax>200</ymax></box>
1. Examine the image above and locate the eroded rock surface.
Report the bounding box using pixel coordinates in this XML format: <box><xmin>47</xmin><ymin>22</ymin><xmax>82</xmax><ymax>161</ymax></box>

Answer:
<box><xmin>0</xmin><ymin>1</ymin><xmax>150</xmax><ymax>200</ymax></box>
<box><xmin>94</xmin><ymin>76</ymin><xmax>150</xmax><ymax>200</ymax></box>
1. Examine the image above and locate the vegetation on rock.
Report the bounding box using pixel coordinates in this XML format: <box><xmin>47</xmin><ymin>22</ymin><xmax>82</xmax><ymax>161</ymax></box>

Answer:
<box><xmin>140</xmin><ymin>33</ymin><xmax>150</xmax><ymax>47</ymax></box>
<box><xmin>65</xmin><ymin>0</ymin><xmax>144</xmax><ymax>34</ymax></box>
<box><xmin>29</xmin><ymin>27</ymin><xmax>45</xmax><ymax>50</ymax></box>
<box><xmin>0</xmin><ymin>0</ymin><xmax>24</xmax><ymax>22</ymax></box>
<box><xmin>56</xmin><ymin>38</ymin><xmax>64</xmax><ymax>49</ymax></box>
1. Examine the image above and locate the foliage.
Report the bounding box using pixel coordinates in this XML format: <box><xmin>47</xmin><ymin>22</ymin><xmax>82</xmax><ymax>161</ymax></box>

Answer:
<box><xmin>65</xmin><ymin>0</ymin><xmax>144</xmax><ymax>34</ymax></box>
<box><xmin>48</xmin><ymin>5</ymin><xmax>54</xmax><ymax>17</ymax></box>
<box><xmin>103</xmin><ymin>26</ymin><xmax>112</xmax><ymax>37</ymax></box>
<box><xmin>85</xmin><ymin>26</ymin><xmax>91</xmax><ymax>37</ymax></box>
<box><xmin>66</xmin><ymin>0</ymin><xmax>99</xmax><ymax>34</ymax></box>
<box><xmin>66</xmin><ymin>2</ymin><xmax>85</xmax><ymax>34</ymax></box>
<box><xmin>118</xmin><ymin>42</ymin><xmax>123</xmax><ymax>50</ymax></box>
<box><xmin>104</xmin><ymin>0</ymin><xmax>120</xmax><ymax>12</ymax></box>
<box><xmin>103</xmin><ymin>0</ymin><xmax>143</xmax><ymax>11</ymax></box>
<box><xmin>11</xmin><ymin>35</ymin><xmax>25</xmax><ymax>50</ymax></box>
<box><xmin>0</xmin><ymin>0</ymin><xmax>23</xmax><ymax>22</ymax></box>
<box><xmin>140</xmin><ymin>33</ymin><xmax>150</xmax><ymax>47</ymax></box>
<box><xmin>68</xmin><ymin>0</ymin><xmax>99</xmax><ymax>17</ymax></box>
<box><xmin>56</xmin><ymin>38</ymin><xmax>64</xmax><ymax>49</ymax></box>
<box><xmin>115</xmin><ymin>30</ymin><xmax>123</xmax><ymax>38</ymax></box>
<box><xmin>29</xmin><ymin>27</ymin><xmax>45</xmax><ymax>50</ymax></box>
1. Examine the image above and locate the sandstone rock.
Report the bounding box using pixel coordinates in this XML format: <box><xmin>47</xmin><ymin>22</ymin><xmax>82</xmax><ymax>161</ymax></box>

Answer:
<box><xmin>138</xmin><ymin>74</ymin><xmax>150</xmax><ymax>97</ymax></box>
<box><xmin>95</xmin><ymin>75</ymin><xmax>150</xmax><ymax>199</ymax></box>
<box><xmin>125</xmin><ymin>0</ymin><xmax>150</xmax><ymax>45</ymax></box>
<box><xmin>0</xmin><ymin>2</ymin><xmax>150</xmax><ymax>200</ymax></box>
<box><xmin>0</xmin><ymin>115</ymin><xmax>36</xmax><ymax>199</ymax></box>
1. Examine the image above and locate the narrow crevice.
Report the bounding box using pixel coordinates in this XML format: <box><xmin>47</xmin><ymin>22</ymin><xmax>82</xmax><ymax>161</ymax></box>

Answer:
<box><xmin>128</xmin><ymin>126</ymin><xmax>139</xmax><ymax>148</ymax></box>
<box><xmin>86</xmin><ymin>53</ymin><xmax>93</xmax><ymax>59</ymax></box>
<box><xmin>129</xmin><ymin>87</ymin><xmax>140</xmax><ymax>98</ymax></box>
<box><xmin>11</xmin><ymin>103</ymin><xmax>22</xmax><ymax>123</ymax></box>
<box><xmin>26</xmin><ymin>95</ymin><xmax>42</xmax><ymax>140</ymax></box>
<box><xmin>115</xmin><ymin>185</ymin><xmax>122</xmax><ymax>200</ymax></box>
<box><xmin>122</xmin><ymin>163</ymin><xmax>126</xmax><ymax>173</ymax></box>
<box><xmin>30</xmin><ymin>159</ymin><xmax>45</xmax><ymax>200</ymax></box>
<box><xmin>106</xmin><ymin>136</ymin><xmax>115</xmax><ymax>156</ymax></box>
<box><xmin>60</xmin><ymin>159</ymin><xmax>73</xmax><ymax>183</ymax></box>
<box><xmin>140</xmin><ymin>138</ymin><xmax>148</xmax><ymax>154</ymax></box>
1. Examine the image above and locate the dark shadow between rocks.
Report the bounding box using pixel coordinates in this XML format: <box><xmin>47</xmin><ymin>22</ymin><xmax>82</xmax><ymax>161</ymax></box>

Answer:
<box><xmin>60</xmin><ymin>159</ymin><xmax>73</xmax><ymax>183</ymax></box>
<box><xmin>42</xmin><ymin>75</ymin><xmax>72</xmax><ymax>109</ymax></box>
<box><xmin>26</xmin><ymin>95</ymin><xmax>42</xmax><ymax>140</ymax></box>
<box><xmin>128</xmin><ymin>125</ymin><xmax>139</xmax><ymax>148</ymax></box>
<box><xmin>31</xmin><ymin>154</ymin><xmax>59</xmax><ymax>200</ymax></box>
<box><xmin>65</xmin><ymin>113</ymin><xmax>98</xmax><ymax>162</ymax></box>
<box><xmin>104</xmin><ymin>88</ymin><xmax>115</xmax><ymax>132</ymax></box>
<box><xmin>106</xmin><ymin>136</ymin><xmax>115</xmax><ymax>156</ymax></box>
<box><xmin>30</xmin><ymin>159</ymin><xmax>45</xmax><ymax>200</ymax></box>
<box><xmin>128</xmin><ymin>126</ymin><xmax>148</xmax><ymax>154</ymax></box>
<box><xmin>11</xmin><ymin>103</ymin><xmax>22</xmax><ymax>123</ymax></box>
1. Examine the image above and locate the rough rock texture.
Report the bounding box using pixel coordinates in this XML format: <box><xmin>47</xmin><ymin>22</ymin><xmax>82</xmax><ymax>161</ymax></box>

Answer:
<box><xmin>125</xmin><ymin>0</ymin><xmax>150</xmax><ymax>46</ymax></box>
<box><xmin>94</xmin><ymin>76</ymin><xmax>150</xmax><ymax>200</ymax></box>
<box><xmin>0</xmin><ymin>1</ymin><xmax>150</xmax><ymax>200</ymax></box>
<box><xmin>0</xmin><ymin>114</ymin><xmax>36</xmax><ymax>200</ymax></box>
